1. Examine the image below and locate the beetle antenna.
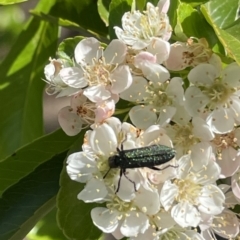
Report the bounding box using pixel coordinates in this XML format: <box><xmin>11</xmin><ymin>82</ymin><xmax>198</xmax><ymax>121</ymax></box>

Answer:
<box><xmin>120</xmin><ymin>134</ymin><xmax>128</xmax><ymax>151</ymax></box>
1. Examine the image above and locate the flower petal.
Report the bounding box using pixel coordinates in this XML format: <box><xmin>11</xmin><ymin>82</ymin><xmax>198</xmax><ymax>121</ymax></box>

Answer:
<box><xmin>58</xmin><ymin>106</ymin><xmax>83</xmax><ymax>136</ymax></box>
<box><xmin>146</xmin><ymin>38</ymin><xmax>170</xmax><ymax>63</ymax></box>
<box><xmin>75</xmin><ymin>37</ymin><xmax>101</xmax><ymax>64</ymax></box>
<box><xmin>157</xmin><ymin>106</ymin><xmax>176</xmax><ymax>126</ymax></box>
<box><xmin>190</xmin><ymin>142</ymin><xmax>213</xmax><ymax>171</ymax></box>
<box><xmin>206</xmin><ymin>108</ymin><xmax>235</xmax><ymax>134</ymax></box>
<box><xmin>212</xmin><ymin>210</ymin><xmax>239</xmax><ymax>239</ymax></box>
<box><xmin>111</xmin><ymin>65</ymin><xmax>132</xmax><ymax>94</ymax></box>
<box><xmin>194</xmin><ymin>160</ymin><xmax>221</xmax><ymax>185</ymax></box>
<box><xmin>166</xmin><ymin>77</ymin><xmax>184</xmax><ymax>105</ymax></box>
<box><xmin>104</xmin><ymin>39</ymin><xmax>127</xmax><ymax>64</ymax></box>
<box><xmin>232</xmin><ymin>170</ymin><xmax>240</xmax><ymax>199</ymax></box>
<box><xmin>129</xmin><ymin>105</ymin><xmax>157</xmax><ymax>129</ymax></box>
<box><xmin>120</xmin><ymin>211</ymin><xmax>149</xmax><ymax>237</ymax></box>
<box><xmin>134</xmin><ymin>186</ymin><xmax>160</xmax><ymax>215</ymax></box>
<box><xmin>78</xmin><ymin>178</ymin><xmax>108</xmax><ymax>202</ymax></box>
<box><xmin>185</xmin><ymin>86</ymin><xmax>209</xmax><ymax>116</ymax></box>
<box><xmin>198</xmin><ymin>184</ymin><xmax>225</xmax><ymax>215</ymax></box>
<box><xmin>188</xmin><ymin>64</ymin><xmax>218</xmax><ymax>86</ymax></box>
<box><xmin>160</xmin><ymin>180</ymin><xmax>178</xmax><ymax>211</ymax></box>
<box><xmin>141</xmin><ymin>62</ymin><xmax>170</xmax><ymax>83</ymax></box>
<box><xmin>217</xmin><ymin>147</ymin><xmax>240</xmax><ymax>178</ymax></box>
<box><xmin>192</xmin><ymin>117</ymin><xmax>214</xmax><ymax>141</ymax></box>
<box><xmin>139</xmin><ymin>124</ymin><xmax>172</xmax><ymax>147</ymax></box>
<box><xmin>91</xmin><ymin>207</ymin><xmax>119</xmax><ymax>233</ymax></box>
<box><xmin>120</xmin><ymin>76</ymin><xmax>149</xmax><ymax>102</ymax></box>
<box><xmin>171</xmin><ymin>202</ymin><xmax>201</xmax><ymax>228</ymax></box>
<box><xmin>222</xmin><ymin>63</ymin><xmax>240</xmax><ymax>88</ymax></box>
<box><xmin>89</xmin><ymin>122</ymin><xmax>118</xmax><ymax>156</ymax></box>
<box><xmin>67</xmin><ymin>151</ymin><xmax>96</xmax><ymax>182</ymax></box>
<box><xmin>84</xmin><ymin>85</ymin><xmax>111</xmax><ymax>102</ymax></box>
<box><xmin>60</xmin><ymin>67</ymin><xmax>87</xmax><ymax>88</ymax></box>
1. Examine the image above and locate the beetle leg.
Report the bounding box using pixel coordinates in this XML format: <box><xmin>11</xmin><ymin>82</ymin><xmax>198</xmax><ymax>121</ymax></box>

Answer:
<box><xmin>123</xmin><ymin>170</ymin><xmax>137</xmax><ymax>192</ymax></box>
<box><xmin>148</xmin><ymin>164</ymin><xmax>179</xmax><ymax>171</ymax></box>
<box><xmin>115</xmin><ymin>168</ymin><xmax>123</xmax><ymax>193</ymax></box>
<box><xmin>103</xmin><ymin>168</ymin><xmax>111</xmax><ymax>179</ymax></box>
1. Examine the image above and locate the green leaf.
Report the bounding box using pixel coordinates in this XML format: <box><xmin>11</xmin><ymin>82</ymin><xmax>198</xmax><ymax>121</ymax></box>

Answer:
<box><xmin>30</xmin><ymin>10</ymin><xmax>84</xmax><ymax>31</ymax></box>
<box><xmin>57</xmin><ymin>36</ymin><xmax>85</xmax><ymax>64</ymax></box>
<box><xmin>57</xmin><ymin>134</ymin><xmax>102</xmax><ymax>240</ymax></box>
<box><xmin>97</xmin><ymin>0</ymin><xmax>110</xmax><ymax>27</ymax></box>
<box><xmin>0</xmin><ymin>152</ymin><xmax>67</xmax><ymax>240</ymax></box>
<box><xmin>30</xmin><ymin>10</ymin><xmax>109</xmax><ymax>43</ymax></box>
<box><xmin>174</xmin><ymin>2</ymin><xmax>219</xmax><ymax>47</ymax></box>
<box><xmin>0</xmin><ymin>129</ymin><xmax>79</xmax><ymax>197</ymax></box>
<box><xmin>27</xmin><ymin>208</ymin><xmax>66</xmax><ymax>240</ymax></box>
<box><xmin>49</xmin><ymin>0</ymin><xmax>108</xmax><ymax>37</ymax></box>
<box><xmin>109</xmin><ymin>0</ymin><xmax>133</xmax><ymax>39</ymax></box>
<box><xmin>201</xmin><ymin>3</ymin><xmax>240</xmax><ymax>64</ymax></box>
<box><xmin>204</xmin><ymin>0</ymin><xmax>239</xmax><ymax>29</ymax></box>
<box><xmin>225</xmin><ymin>19</ymin><xmax>240</xmax><ymax>38</ymax></box>
<box><xmin>136</xmin><ymin>0</ymin><xmax>146</xmax><ymax>10</ymax></box>
<box><xmin>0</xmin><ymin>0</ymin><xmax>59</xmax><ymax>160</ymax></box>
<box><xmin>180</xmin><ymin>0</ymin><xmax>209</xmax><ymax>7</ymax></box>
<box><xmin>168</xmin><ymin>0</ymin><xmax>179</xmax><ymax>32</ymax></box>
<box><xmin>0</xmin><ymin>0</ymin><xmax>27</xmax><ymax>5</ymax></box>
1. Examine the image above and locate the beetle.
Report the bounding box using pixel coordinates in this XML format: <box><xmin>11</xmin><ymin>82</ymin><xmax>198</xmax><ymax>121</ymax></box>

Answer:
<box><xmin>103</xmin><ymin>144</ymin><xmax>176</xmax><ymax>193</ymax></box>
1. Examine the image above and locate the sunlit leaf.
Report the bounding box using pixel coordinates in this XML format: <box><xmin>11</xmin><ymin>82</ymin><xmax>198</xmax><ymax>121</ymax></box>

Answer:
<box><xmin>0</xmin><ymin>0</ymin><xmax>27</xmax><ymax>5</ymax></box>
<box><xmin>0</xmin><ymin>0</ymin><xmax>58</xmax><ymax>160</ymax></box>
<box><xmin>27</xmin><ymin>208</ymin><xmax>66</xmax><ymax>240</ymax></box>
<box><xmin>175</xmin><ymin>2</ymin><xmax>218</xmax><ymax>46</ymax></box>
<box><xmin>97</xmin><ymin>0</ymin><xmax>110</xmax><ymax>27</ymax></box>
<box><xmin>201</xmin><ymin>0</ymin><xmax>240</xmax><ymax>64</ymax></box>
<box><xmin>204</xmin><ymin>0</ymin><xmax>239</xmax><ymax>29</ymax></box>
<box><xmin>180</xmin><ymin>0</ymin><xmax>209</xmax><ymax>7</ymax></box>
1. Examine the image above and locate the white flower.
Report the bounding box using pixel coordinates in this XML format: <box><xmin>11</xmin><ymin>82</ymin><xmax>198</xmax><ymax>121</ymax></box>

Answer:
<box><xmin>60</xmin><ymin>37</ymin><xmax>132</xmax><ymax>102</ymax></box>
<box><xmin>132</xmin><ymin>37</ymin><xmax>170</xmax><ymax>67</ymax></box>
<box><xmin>91</xmin><ymin>203</ymin><xmax>150</xmax><ymax>237</ymax></box>
<box><xmin>130</xmin><ymin>219</ymin><xmax>205</xmax><ymax>240</ymax></box>
<box><xmin>166</xmin><ymin>117</ymin><xmax>215</xmax><ymax>170</ymax></box>
<box><xmin>90</xmin><ymin>185</ymin><xmax>161</xmax><ymax>238</ymax></box>
<box><xmin>200</xmin><ymin>210</ymin><xmax>239</xmax><ymax>240</ymax></box>
<box><xmin>121</xmin><ymin>72</ymin><xmax>186</xmax><ymax>129</ymax></box>
<box><xmin>185</xmin><ymin>63</ymin><xmax>240</xmax><ymax>133</ymax></box>
<box><xmin>58</xmin><ymin>91</ymin><xmax>115</xmax><ymax>136</ymax></box>
<box><xmin>211</xmin><ymin>128</ymin><xmax>240</xmax><ymax>178</ymax></box>
<box><xmin>76</xmin><ymin>38</ymin><xmax>131</xmax><ymax>100</ymax></box>
<box><xmin>114</xmin><ymin>0</ymin><xmax>172</xmax><ymax>50</ymax></box>
<box><xmin>232</xmin><ymin>168</ymin><xmax>240</xmax><ymax>199</ymax></box>
<box><xmin>164</xmin><ymin>38</ymin><xmax>221</xmax><ymax>71</ymax></box>
<box><xmin>44</xmin><ymin>58</ymin><xmax>80</xmax><ymax>97</ymax></box>
<box><xmin>160</xmin><ymin>154</ymin><xmax>225</xmax><ymax>228</ymax></box>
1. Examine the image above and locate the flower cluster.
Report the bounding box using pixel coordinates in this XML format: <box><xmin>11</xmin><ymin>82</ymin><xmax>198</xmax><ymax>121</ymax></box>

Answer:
<box><xmin>44</xmin><ymin>0</ymin><xmax>240</xmax><ymax>239</ymax></box>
